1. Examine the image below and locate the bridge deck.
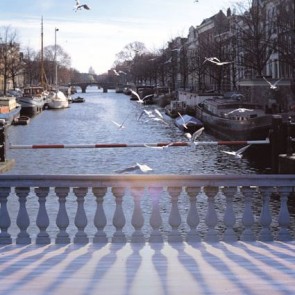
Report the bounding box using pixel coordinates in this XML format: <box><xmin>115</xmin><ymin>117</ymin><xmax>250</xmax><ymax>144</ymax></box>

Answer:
<box><xmin>0</xmin><ymin>241</ymin><xmax>294</xmax><ymax>295</ymax></box>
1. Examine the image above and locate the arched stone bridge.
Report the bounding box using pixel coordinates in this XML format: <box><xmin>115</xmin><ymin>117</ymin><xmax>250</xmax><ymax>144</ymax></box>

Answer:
<box><xmin>69</xmin><ymin>82</ymin><xmax>116</xmax><ymax>93</ymax></box>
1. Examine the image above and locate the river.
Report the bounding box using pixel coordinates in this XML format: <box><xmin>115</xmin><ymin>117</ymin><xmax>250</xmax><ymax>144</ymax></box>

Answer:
<box><xmin>4</xmin><ymin>87</ymin><xmax>270</xmax><ymax>175</ymax></box>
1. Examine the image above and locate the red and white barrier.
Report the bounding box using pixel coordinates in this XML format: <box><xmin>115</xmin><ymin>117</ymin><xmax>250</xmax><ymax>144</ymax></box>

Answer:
<box><xmin>9</xmin><ymin>138</ymin><xmax>270</xmax><ymax>149</ymax></box>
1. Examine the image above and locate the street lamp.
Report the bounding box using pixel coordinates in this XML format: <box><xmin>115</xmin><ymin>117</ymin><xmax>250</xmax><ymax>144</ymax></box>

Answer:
<box><xmin>54</xmin><ymin>27</ymin><xmax>59</xmax><ymax>88</ymax></box>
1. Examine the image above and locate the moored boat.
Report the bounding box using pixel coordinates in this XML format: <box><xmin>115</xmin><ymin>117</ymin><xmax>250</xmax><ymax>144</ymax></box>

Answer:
<box><xmin>195</xmin><ymin>95</ymin><xmax>295</xmax><ymax>140</ymax></box>
<box><xmin>13</xmin><ymin>115</ymin><xmax>30</xmax><ymax>125</ymax></box>
<box><xmin>45</xmin><ymin>91</ymin><xmax>69</xmax><ymax>109</ymax></box>
<box><xmin>72</xmin><ymin>96</ymin><xmax>85</xmax><ymax>103</ymax></box>
<box><xmin>0</xmin><ymin>96</ymin><xmax>21</xmax><ymax>125</ymax></box>
<box><xmin>17</xmin><ymin>86</ymin><xmax>46</xmax><ymax>117</ymax></box>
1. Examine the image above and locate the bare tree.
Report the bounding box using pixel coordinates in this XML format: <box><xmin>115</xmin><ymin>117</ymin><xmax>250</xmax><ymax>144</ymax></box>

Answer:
<box><xmin>0</xmin><ymin>26</ymin><xmax>22</xmax><ymax>94</ymax></box>
<box><xmin>232</xmin><ymin>0</ymin><xmax>276</xmax><ymax>77</ymax></box>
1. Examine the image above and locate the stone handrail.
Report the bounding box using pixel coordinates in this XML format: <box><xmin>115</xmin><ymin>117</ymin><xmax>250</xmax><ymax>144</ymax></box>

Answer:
<box><xmin>0</xmin><ymin>174</ymin><xmax>294</xmax><ymax>244</ymax></box>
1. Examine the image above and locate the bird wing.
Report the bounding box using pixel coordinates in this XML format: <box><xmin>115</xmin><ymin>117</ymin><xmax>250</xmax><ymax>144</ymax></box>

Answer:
<box><xmin>136</xmin><ymin>163</ymin><xmax>153</xmax><ymax>172</ymax></box>
<box><xmin>111</xmin><ymin>120</ymin><xmax>124</xmax><ymax>128</ymax></box>
<box><xmin>236</xmin><ymin>145</ymin><xmax>251</xmax><ymax>156</ymax></box>
<box><xmin>83</xmin><ymin>4</ymin><xmax>90</xmax><ymax>10</ymax></box>
<box><xmin>154</xmin><ymin>109</ymin><xmax>163</xmax><ymax>119</ymax></box>
<box><xmin>273</xmin><ymin>78</ymin><xmax>282</xmax><ymax>86</ymax></box>
<box><xmin>192</xmin><ymin>127</ymin><xmax>204</xmax><ymax>141</ymax></box>
<box><xmin>75</xmin><ymin>0</ymin><xmax>80</xmax><ymax>5</ymax></box>
<box><xmin>142</xmin><ymin>94</ymin><xmax>154</xmax><ymax>101</ymax></box>
<box><xmin>263</xmin><ymin>76</ymin><xmax>272</xmax><ymax>86</ymax></box>
<box><xmin>221</xmin><ymin>150</ymin><xmax>236</xmax><ymax>156</ymax></box>
<box><xmin>130</xmin><ymin>90</ymin><xmax>140</xmax><ymax>100</ymax></box>
<box><xmin>114</xmin><ymin>165</ymin><xmax>138</xmax><ymax>173</ymax></box>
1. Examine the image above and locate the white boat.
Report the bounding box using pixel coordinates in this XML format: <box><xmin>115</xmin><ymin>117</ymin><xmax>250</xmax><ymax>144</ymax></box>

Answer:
<box><xmin>46</xmin><ymin>91</ymin><xmax>69</xmax><ymax>109</ymax></box>
<box><xmin>17</xmin><ymin>86</ymin><xmax>46</xmax><ymax>117</ymax></box>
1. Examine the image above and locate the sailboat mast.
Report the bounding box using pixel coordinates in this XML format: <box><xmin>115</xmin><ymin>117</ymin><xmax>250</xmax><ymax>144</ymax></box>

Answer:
<box><xmin>40</xmin><ymin>16</ymin><xmax>47</xmax><ymax>89</ymax></box>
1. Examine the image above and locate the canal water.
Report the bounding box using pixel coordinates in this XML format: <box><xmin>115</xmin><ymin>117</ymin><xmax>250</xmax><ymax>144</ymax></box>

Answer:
<box><xmin>5</xmin><ymin>87</ymin><xmax>269</xmax><ymax>175</ymax></box>
<box><xmin>4</xmin><ymin>87</ymin><xmax>284</xmax><ymax>241</ymax></box>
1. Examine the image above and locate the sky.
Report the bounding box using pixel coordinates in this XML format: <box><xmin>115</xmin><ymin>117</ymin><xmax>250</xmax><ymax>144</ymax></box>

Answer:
<box><xmin>0</xmin><ymin>0</ymin><xmax>235</xmax><ymax>74</ymax></box>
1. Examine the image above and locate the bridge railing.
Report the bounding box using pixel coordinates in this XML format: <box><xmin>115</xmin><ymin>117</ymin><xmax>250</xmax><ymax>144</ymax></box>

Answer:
<box><xmin>0</xmin><ymin>174</ymin><xmax>294</xmax><ymax>245</ymax></box>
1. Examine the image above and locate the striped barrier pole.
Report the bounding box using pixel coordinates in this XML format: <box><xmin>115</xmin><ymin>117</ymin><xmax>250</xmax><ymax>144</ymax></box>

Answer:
<box><xmin>9</xmin><ymin>138</ymin><xmax>270</xmax><ymax>149</ymax></box>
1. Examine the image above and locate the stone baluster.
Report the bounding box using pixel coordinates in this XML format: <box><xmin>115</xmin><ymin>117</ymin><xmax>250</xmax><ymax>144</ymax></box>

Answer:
<box><xmin>204</xmin><ymin>186</ymin><xmax>219</xmax><ymax>242</ymax></box>
<box><xmin>73</xmin><ymin>187</ymin><xmax>89</xmax><ymax>244</ymax></box>
<box><xmin>240</xmin><ymin>186</ymin><xmax>256</xmax><ymax>241</ymax></box>
<box><xmin>130</xmin><ymin>187</ymin><xmax>145</xmax><ymax>243</ymax></box>
<box><xmin>0</xmin><ymin>187</ymin><xmax>12</xmax><ymax>244</ymax></box>
<box><xmin>148</xmin><ymin>187</ymin><xmax>163</xmax><ymax>243</ymax></box>
<box><xmin>55</xmin><ymin>187</ymin><xmax>70</xmax><ymax>244</ymax></box>
<box><xmin>93</xmin><ymin>187</ymin><xmax>108</xmax><ymax>243</ymax></box>
<box><xmin>185</xmin><ymin>187</ymin><xmax>201</xmax><ymax>243</ymax></box>
<box><xmin>277</xmin><ymin>187</ymin><xmax>292</xmax><ymax>241</ymax></box>
<box><xmin>15</xmin><ymin>187</ymin><xmax>31</xmax><ymax>244</ymax></box>
<box><xmin>35</xmin><ymin>187</ymin><xmax>50</xmax><ymax>244</ymax></box>
<box><xmin>258</xmin><ymin>187</ymin><xmax>273</xmax><ymax>241</ymax></box>
<box><xmin>222</xmin><ymin>186</ymin><xmax>237</xmax><ymax>242</ymax></box>
<box><xmin>167</xmin><ymin>187</ymin><xmax>183</xmax><ymax>242</ymax></box>
<box><xmin>111</xmin><ymin>187</ymin><xmax>126</xmax><ymax>243</ymax></box>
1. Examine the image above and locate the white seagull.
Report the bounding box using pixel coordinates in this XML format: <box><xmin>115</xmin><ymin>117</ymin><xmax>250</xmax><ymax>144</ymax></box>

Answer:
<box><xmin>111</xmin><ymin>115</ymin><xmax>128</xmax><ymax>129</ymax></box>
<box><xmin>144</xmin><ymin>143</ymin><xmax>174</xmax><ymax>150</ymax></box>
<box><xmin>115</xmin><ymin>163</ymin><xmax>153</xmax><ymax>173</ymax></box>
<box><xmin>225</xmin><ymin>108</ymin><xmax>254</xmax><ymax>116</ymax></box>
<box><xmin>185</xmin><ymin>127</ymin><xmax>204</xmax><ymax>144</ymax></box>
<box><xmin>130</xmin><ymin>89</ymin><xmax>144</xmax><ymax>103</ymax></box>
<box><xmin>74</xmin><ymin>0</ymin><xmax>90</xmax><ymax>12</ymax></box>
<box><xmin>203</xmin><ymin>57</ymin><xmax>233</xmax><ymax>66</ymax></box>
<box><xmin>263</xmin><ymin>77</ymin><xmax>282</xmax><ymax>90</ymax></box>
<box><xmin>221</xmin><ymin>145</ymin><xmax>251</xmax><ymax>158</ymax></box>
<box><xmin>138</xmin><ymin>109</ymin><xmax>168</xmax><ymax>125</ymax></box>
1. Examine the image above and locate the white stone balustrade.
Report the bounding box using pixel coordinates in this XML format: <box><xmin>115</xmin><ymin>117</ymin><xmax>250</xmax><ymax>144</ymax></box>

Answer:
<box><xmin>0</xmin><ymin>174</ymin><xmax>294</xmax><ymax>244</ymax></box>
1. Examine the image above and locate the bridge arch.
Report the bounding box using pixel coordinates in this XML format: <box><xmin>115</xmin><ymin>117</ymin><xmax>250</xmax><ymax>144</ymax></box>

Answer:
<box><xmin>69</xmin><ymin>82</ymin><xmax>115</xmax><ymax>93</ymax></box>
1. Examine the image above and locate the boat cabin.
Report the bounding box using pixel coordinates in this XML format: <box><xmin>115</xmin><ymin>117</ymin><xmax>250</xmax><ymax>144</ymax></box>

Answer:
<box><xmin>23</xmin><ymin>87</ymin><xmax>45</xmax><ymax>97</ymax></box>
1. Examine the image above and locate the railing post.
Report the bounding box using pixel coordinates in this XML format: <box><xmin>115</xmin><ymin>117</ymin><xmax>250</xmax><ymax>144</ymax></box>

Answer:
<box><xmin>0</xmin><ymin>120</ymin><xmax>6</xmax><ymax>162</ymax></box>
<box><xmin>185</xmin><ymin>187</ymin><xmax>201</xmax><ymax>243</ymax></box>
<box><xmin>73</xmin><ymin>187</ymin><xmax>89</xmax><ymax>244</ymax></box>
<box><xmin>204</xmin><ymin>186</ymin><xmax>219</xmax><ymax>242</ymax></box>
<box><xmin>0</xmin><ymin>187</ymin><xmax>12</xmax><ymax>244</ymax></box>
<box><xmin>167</xmin><ymin>187</ymin><xmax>183</xmax><ymax>243</ymax></box>
<box><xmin>15</xmin><ymin>187</ymin><xmax>31</xmax><ymax>244</ymax></box>
<box><xmin>55</xmin><ymin>187</ymin><xmax>70</xmax><ymax>244</ymax></box>
<box><xmin>93</xmin><ymin>187</ymin><xmax>108</xmax><ymax>243</ymax></box>
<box><xmin>277</xmin><ymin>187</ymin><xmax>292</xmax><ymax>241</ymax></box>
<box><xmin>258</xmin><ymin>187</ymin><xmax>273</xmax><ymax>242</ymax></box>
<box><xmin>130</xmin><ymin>187</ymin><xmax>145</xmax><ymax>243</ymax></box>
<box><xmin>148</xmin><ymin>187</ymin><xmax>163</xmax><ymax>243</ymax></box>
<box><xmin>222</xmin><ymin>186</ymin><xmax>238</xmax><ymax>242</ymax></box>
<box><xmin>240</xmin><ymin>187</ymin><xmax>256</xmax><ymax>242</ymax></box>
<box><xmin>111</xmin><ymin>187</ymin><xmax>126</xmax><ymax>243</ymax></box>
<box><xmin>35</xmin><ymin>187</ymin><xmax>51</xmax><ymax>244</ymax></box>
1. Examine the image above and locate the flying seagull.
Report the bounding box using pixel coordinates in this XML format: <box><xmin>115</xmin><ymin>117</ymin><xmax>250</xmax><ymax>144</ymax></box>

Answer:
<box><xmin>263</xmin><ymin>77</ymin><xmax>282</xmax><ymax>90</ymax></box>
<box><xmin>203</xmin><ymin>57</ymin><xmax>233</xmax><ymax>66</ymax></box>
<box><xmin>185</xmin><ymin>127</ymin><xmax>204</xmax><ymax>144</ymax></box>
<box><xmin>144</xmin><ymin>143</ymin><xmax>173</xmax><ymax>150</ymax></box>
<box><xmin>221</xmin><ymin>145</ymin><xmax>251</xmax><ymax>158</ymax></box>
<box><xmin>225</xmin><ymin>108</ymin><xmax>254</xmax><ymax>116</ymax></box>
<box><xmin>111</xmin><ymin>115</ymin><xmax>129</xmax><ymax>129</ymax></box>
<box><xmin>74</xmin><ymin>0</ymin><xmax>90</xmax><ymax>12</ymax></box>
<box><xmin>130</xmin><ymin>89</ymin><xmax>144</xmax><ymax>103</ymax></box>
<box><xmin>115</xmin><ymin>163</ymin><xmax>153</xmax><ymax>173</ymax></box>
